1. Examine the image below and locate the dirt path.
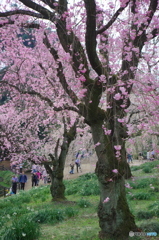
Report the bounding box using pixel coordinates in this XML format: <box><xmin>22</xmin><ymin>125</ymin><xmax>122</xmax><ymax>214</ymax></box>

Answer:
<box><xmin>24</xmin><ymin>159</ymin><xmax>144</xmax><ymax>191</ymax></box>
<box><xmin>0</xmin><ymin>158</ymin><xmax>146</xmax><ymax>191</ymax></box>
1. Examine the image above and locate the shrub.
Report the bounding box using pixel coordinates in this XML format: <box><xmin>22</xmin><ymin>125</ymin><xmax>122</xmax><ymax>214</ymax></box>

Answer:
<box><xmin>141</xmin><ymin>161</ymin><xmax>159</xmax><ymax>169</ymax></box>
<box><xmin>149</xmin><ymin>187</ymin><xmax>159</xmax><ymax>193</ymax></box>
<box><xmin>78</xmin><ymin>173</ymin><xmax>97</xmax><ymax>181</ymax></box>
<box><xmin>131</xmin><ymin>166</ymin><xmax>141</xmax><ymax>171</ymax></box>
<box><xmin>77</xmin><ymin>198</ymin><xmax>91</xmax><ymax>208</ymax></box>
<box><xmin>127</xmin><ymin>192</ymin><xmax>151</xmax><ymax>200</ymax></box>
<box><xmin>136</xmin><ymin>210</ymin><xmax>154</xmax><ymax>219</ymax></box>
<box><xmin>142</xmin><ymin>167</ymin><xmax>152</xmax><ymax>173</ymax></box>
<box><xmin>79</xmin><ymin>179</ymin><xmax>100</xmax><ymax>196</ymax></box>
<box><xmin>129</xmin><ymin>178</ymin><xmax>158</xmax><ymax>189</ymax></box>
<box><xmin>0</xmin><ymin>216</ymin><xmax>40</xmax><ymax>240</ymax></box>
<box><xmin>65</xmin><ymin>173</ymin><xmax>99</xmax><ymax>196</ymax></box>
<box><xmin>139</xmin><ymin>221</ymin><xmax>159</xmax><ymax>234</ymax></box>
<box><xmin>148</xmin><ymin>201</ymin><xmax>159</xmax><ymax>216</ymax></box>
<box><xmin>65</xmin><ymin>181</ymin><xmax>80</xmax><ymax>195</ymax></box>
<box><xmin>148</xmin><ymin>201</ymin><xmax>159</xmax><ymax>210</ymax></box>
<box><xmin>30</xmin><ymin>208</ymin><xmax>64</xmax><ymax>224</ymax></box>
<box><xmin>65</xmin><ymin>207</ymin><xmax>78</xmax><ymax>218</ymax></box>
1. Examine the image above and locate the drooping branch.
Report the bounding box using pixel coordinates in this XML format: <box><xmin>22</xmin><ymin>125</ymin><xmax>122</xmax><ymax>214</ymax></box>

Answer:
<box><xmin>0</xmin><ymin>81</ymin><xmax>79</xmax><ymax>113</ymax></box>
<box><xmin>133</xmin><ymin>0</ymin><xmax>158</xmax><ymax>51</ymax></box>
<box><xmin>121</xmin><ymin>0</ymin><xmax>158</xmax><ymax>87</ymax></box>
<box><xmin>96</xmin><ymin>0</ymin><xmax>130</xmax><ymax>35</ymax></box>
<box><xmin>139</xmin><ymin>0</ymin><xmax>158</xmax><ymax>32</ymax></box>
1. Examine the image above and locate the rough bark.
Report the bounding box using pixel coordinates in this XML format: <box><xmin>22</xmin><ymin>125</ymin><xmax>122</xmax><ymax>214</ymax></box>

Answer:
<box><xmin>90</xmin><ymin>119</ymin><xmax>137</xmax><ymax>239</ymax></box>
<box><xmin>44</xmin><ymin>120</ymin><xmax>77</xmax><ymax>201</ymax></box>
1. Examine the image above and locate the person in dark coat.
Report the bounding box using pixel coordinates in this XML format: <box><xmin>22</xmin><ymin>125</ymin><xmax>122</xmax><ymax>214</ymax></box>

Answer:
<box><xmin>32</xmin><ymin>173</ymin><xmax>38</xmax><ymax>187</ymax></box>
<box><xmin>19</xmin><ymin>172</ymin><xmax>27</xmax><ymax>190</ymax></box>
<box><xmin>11</xmin><ymin>175</ymin><xmax>18</xmax><ymax>194</ymax></box>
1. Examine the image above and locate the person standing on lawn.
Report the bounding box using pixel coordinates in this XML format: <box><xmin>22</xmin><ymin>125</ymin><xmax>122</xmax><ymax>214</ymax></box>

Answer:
<box><xmin>19</xmin><ymin>172</ymin><xmax>27</xmax><ymax>190</ymax></box>
<box><xmin>11</xmin><ymin>175</ymin><xmax>18</xmax><ymax>194</ymax></box>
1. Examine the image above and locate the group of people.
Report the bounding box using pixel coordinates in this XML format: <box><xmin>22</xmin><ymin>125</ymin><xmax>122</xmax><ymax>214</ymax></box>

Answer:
<box><xmin>69</xmin><ymin>150</ymin><xmax>83</xmax><ymax>174</ymax></box>
<box><xmin>127</xmin><ymin>150</ymin><xmax>156</xmax><ymax>164</ymax></box>
<box><xmin>9</xmin><ymin>165</ymin><xmax>51</xmax><ymax>195</ymax></box>
<box><xmin>11</xmin><ymin>171</ymin><xmax>28</xmax><ymax>194</ymax></box>
<box><xmin>31</xmin><ymin>165</ymin><xmax>51</xmax><ymax>187</ymax></box>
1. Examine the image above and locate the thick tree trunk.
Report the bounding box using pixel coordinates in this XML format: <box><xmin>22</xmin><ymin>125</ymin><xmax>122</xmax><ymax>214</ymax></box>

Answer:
<box><xmin>44</xmin><ymin>155</ymin><xmax>66</xmax><ymax>201</ymax></box>
<box><xmin>50</xmin><ymin>168</ymin><xmax>66</xmax><ymax>201</ymax></box>
<box><xmin>90</xmin><ymin>121</ymin><xmax>138</xmax><ymax>239</ymax></box>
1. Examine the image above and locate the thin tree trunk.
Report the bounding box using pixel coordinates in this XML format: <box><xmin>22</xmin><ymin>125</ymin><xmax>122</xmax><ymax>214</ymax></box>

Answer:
<box><xmin>44</xmin><ymin>119</ymin><xmax>77</xmax><ymax>201</ymax></box>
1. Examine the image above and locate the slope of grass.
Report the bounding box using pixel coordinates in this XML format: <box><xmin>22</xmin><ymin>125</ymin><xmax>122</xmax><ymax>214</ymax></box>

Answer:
<box><xmin>0</xmin><ymin>170</ymin><xmax>13</xmax><ymax>188</ymax></box>
<box><xmin>1</xmin><ymin>161</ymin><xmax>159</xmax><ymax>239</ymax></box>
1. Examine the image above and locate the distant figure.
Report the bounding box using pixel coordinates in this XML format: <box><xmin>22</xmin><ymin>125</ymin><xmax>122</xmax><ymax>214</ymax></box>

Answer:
<box><xmin>147</xmin><ymin>151</ymin><xmax>150</xmax><ymax>161</ymax></box>
<box><xmin>42</xmin><ymin>170</ymin><xmax>48</xmax><ymax>184</ymax></box>
<box><xmin>127</xmin><ymin>153</ymin><xmax>133</xmax><ymax>163</ymax></box>
<box><xmin>69</xmin><ymin>161</ymin><xmax>74</xmax><ymax>174</ymax></box>
<box><xmin>19</xmin><ymin>163</ymin><xmax>23</xmax><ymax>173</ymax></box>
<box><xmin>36</xmin><ymin>171</ymin><xmax>41</xmax><ymax>186</ymax></box>
<box><xmin>75</xmin><ymin>158</ymin><xmax>82</xmax><ymax>173</ymax></box>
<box><xmin>32</xmin><ymin>164</ymin><xmax>37</xmax><ymax>173</ymax></box>
<box><xmin>138</xmin><ymin>152</ymin><xmax>143</xmax><ymax>162</ymax></box>
<box><xmin>19</xmin><ymin>172</ymin><xmax>27</xmax><ymax>190</ymax></box>
<box><xmin>150</xmin><ymin>150</ymin><xmax>155</xmax><ymax>161</ymax></box>
<box><xmin>32</xmin><ymin>173</ymin><xmax>38</xmax><ymax>187</ymax></box>
<box><xmin>47</xmin><ymin>175</ymin><xmax>51</xmax><ymax>184</ymax></box>
<box><xmin>11</xmin><ymin>175</ymin><xmax>18</xmax><ymax>194</ymax></box>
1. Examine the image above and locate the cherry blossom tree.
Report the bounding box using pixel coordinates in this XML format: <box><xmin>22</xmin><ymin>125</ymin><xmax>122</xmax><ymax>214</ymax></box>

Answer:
<box><xmin>0</xmin><ymin>97</ymin><xmax>78</xmax><ymax>200</ymax></box>
<box><xmin>0</xmin><ymin>0</ymin><xmax>159</xmax><ymax>239</ymax></box>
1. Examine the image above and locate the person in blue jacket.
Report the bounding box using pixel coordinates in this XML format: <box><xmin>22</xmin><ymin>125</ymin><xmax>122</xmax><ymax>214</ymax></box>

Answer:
<box><xmin>19</xmin><ymin>172</ymin><xmax>27</xmax><ymax>190</ymax></box>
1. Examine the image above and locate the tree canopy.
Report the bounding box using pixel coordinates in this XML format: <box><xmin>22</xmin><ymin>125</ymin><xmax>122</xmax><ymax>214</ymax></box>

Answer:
<box><xmin>0</xmin><ymin>0</ymin><xmax>159</xmax><ymax>239</ymax></box>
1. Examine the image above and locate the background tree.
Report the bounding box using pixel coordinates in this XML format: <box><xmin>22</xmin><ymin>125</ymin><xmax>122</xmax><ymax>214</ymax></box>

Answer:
<box><xmin>0</xmin><ymin>0</ymin><xmax>159</xmax><ymax>239</ymax></box>
<box><xmin>0</xmin><ymin>98</ymin><xmax>78</xmax><ymax>200</ymax></box>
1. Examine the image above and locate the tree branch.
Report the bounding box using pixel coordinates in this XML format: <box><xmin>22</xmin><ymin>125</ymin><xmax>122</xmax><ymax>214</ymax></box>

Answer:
<box><xmin>0</xmin><ymin>10</ymin><xmax>44</xmax><ymax>19</ymax></box>
<box><xmin>96</xmin><ymin>0</ymin><xmax>130</xmax><ymax>35</ymax></box>
<box><xmin>1</xmin><ymin>81</ymin><xmax>79</xmax><ymax>113</ymax></box>
<box><xmin>17</xmin><ymin>0</ymin><xmax>55</xmax><ymax>20</ymax></box>
<box><xmin>39</xmin><ymin>0</ymin><xmax>58</xmax><ymax>10</ymax></box>
<box><xmin>84</xmin><ymin>0</ymin><xmax>105</xmax><ymax>76</ymax></box>
<box><xmin>43</xmin><ymin>32</ymin><xmax>78</xmax><ymax>105</ymax></box>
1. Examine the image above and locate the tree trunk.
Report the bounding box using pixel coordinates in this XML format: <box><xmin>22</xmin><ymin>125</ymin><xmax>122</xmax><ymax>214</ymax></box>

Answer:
<box><xmin>44</xmin><ymin>120</ymin><xmax>77</xmax><ymax>201</ymax></box>
<box><xmin>50</xmin><ymin>168</ymin><xmax>66</xmax><ymax>201</ymax></box>
<box><xmin>44</xmin><ymin>154</ymin><xmax>66</xmax><ymax>201</ymax></box>
<box><xmin>90</xmin><ymin>120</ymin><xmax>138</xmax><ymax>239</ymax></box>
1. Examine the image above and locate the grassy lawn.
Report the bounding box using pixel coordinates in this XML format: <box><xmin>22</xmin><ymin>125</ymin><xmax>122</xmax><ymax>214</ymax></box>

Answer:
<box><xmin>1</xmin><ymin>161</ymin><xmax>159</xmax><ymax>240</ymax></box>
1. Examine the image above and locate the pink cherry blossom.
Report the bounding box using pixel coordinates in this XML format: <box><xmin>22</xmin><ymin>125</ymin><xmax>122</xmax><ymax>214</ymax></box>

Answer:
<box><xmin>114</xmin><ymin>145</ymin><xmax>121</xmax><ymax>151</ymax></box>
<box><xmin>113</xmin><ymin>93</ymin><xmax>122</xmax><ymax>100</ymax></box>
<box><xmin>103</xmin><ymin>197</ymin><xmax>110</xmax><ymax>203</ymax></box>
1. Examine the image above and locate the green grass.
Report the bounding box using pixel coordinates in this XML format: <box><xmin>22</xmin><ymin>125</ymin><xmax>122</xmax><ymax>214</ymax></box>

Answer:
<box><xmin>1</xmin><ymin>161</ymin><xmax>159</xmax><ymax>239</ymax></box>
<box><xmin>0</xmin><ymin>170</ymin><xmax>13</xmax><ymax>188</ymax></box>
